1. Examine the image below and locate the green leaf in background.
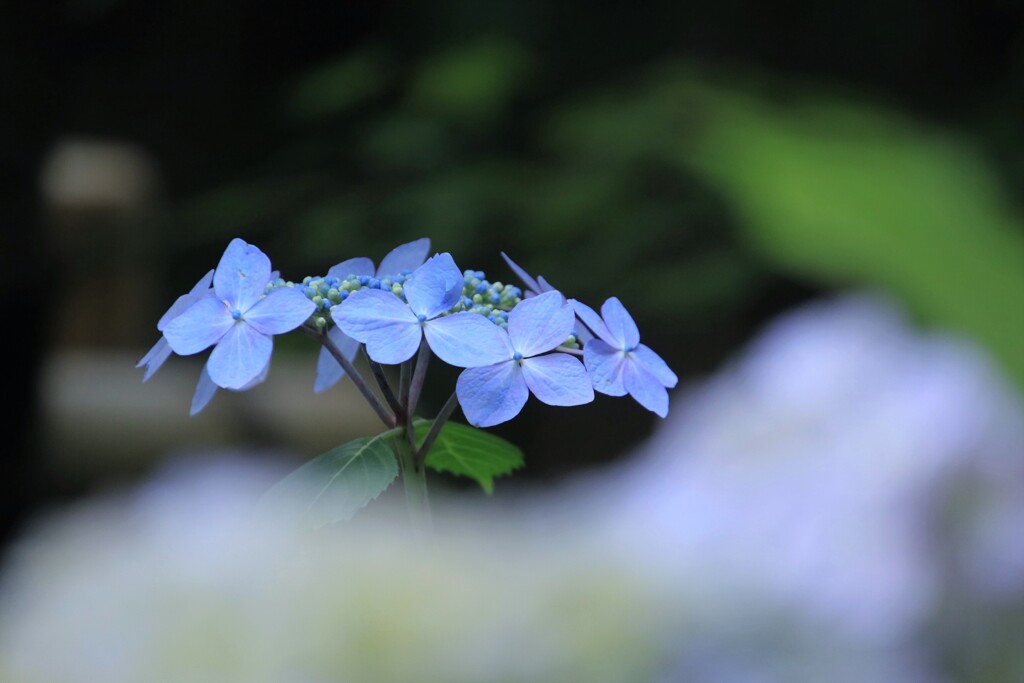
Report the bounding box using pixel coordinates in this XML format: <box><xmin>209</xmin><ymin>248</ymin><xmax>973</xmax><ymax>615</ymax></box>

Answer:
<box><xmin>675</xmin><ymin>78</ymin><xmax>1024</xmax><ymax>390</ymax></box>
<box><xmin>416</xmin><ymin>420</ymin><xmax>524</xmax><ymax>494</ymax></box>
<box><xmin>261</xmin><ymin>434</ymin><xmax>398</xmax><ymax>526</ymax></box>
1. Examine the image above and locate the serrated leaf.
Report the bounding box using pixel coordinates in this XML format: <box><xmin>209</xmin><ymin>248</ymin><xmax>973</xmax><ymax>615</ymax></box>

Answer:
<box><xmin>416</xmin><ymin>420</ymin><xmax>524</xmax><ymax>494</ymax></box>
<box><xmin>261</xmin><ymin>434</ymin><xmax>398</xmax><ymax>526</ymax></box>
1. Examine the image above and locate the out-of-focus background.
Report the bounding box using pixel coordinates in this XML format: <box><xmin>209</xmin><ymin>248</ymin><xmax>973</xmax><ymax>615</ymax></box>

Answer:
<box><xmin>2</xmin><ymin>1</ymin><xmax>1023</xmax><ymax>681</ymax></box>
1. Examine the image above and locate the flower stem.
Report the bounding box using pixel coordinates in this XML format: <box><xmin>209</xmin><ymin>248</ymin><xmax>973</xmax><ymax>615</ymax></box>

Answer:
<box><xmin>308</xmin><ymin>325</ymin><xmax>396</xmax><ymax>428</ymax></box>
<box><xmin>364</xmin><ymin>351</ymin><xmax>405</xmax><ymax>421</ymax></box>
<box><xmin>407</xmin><ymin>341</ymin><xmax>431</xmax><ymax>418</ymax></box>
<box><xmin>391</xmin><ymin>435</ymin><xmax>432</xmax><ymax>533</ymax></box>
<box><xmin>415</xmin><ymin>391</ymin><xmax>459</xmax><ymax>469</ymax></box>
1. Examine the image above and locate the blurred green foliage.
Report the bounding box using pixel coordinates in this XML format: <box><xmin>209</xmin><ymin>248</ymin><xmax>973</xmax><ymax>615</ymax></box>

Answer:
<box><xmin>177</xmin><ymin>45</ymin><xmax>1024</xmax><ymax>395</ymax></box>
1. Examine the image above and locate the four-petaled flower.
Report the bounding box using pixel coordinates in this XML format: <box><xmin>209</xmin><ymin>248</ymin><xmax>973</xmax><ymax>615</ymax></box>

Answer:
<box><xmin>164</xmin><ymin>239</ymin><xmax>316</xmax><ymax>389</ymax></box>
<box><xmin>456</xmin><ymin>291</ymin><xmax>594</xmax><ymax>427</ymax></box>
<box><xmin>333</xmin><ymin>252</ymin><xmax>507</xmax><ymax>367</ymax></box>
<box><xmin>315</xmin><ymin>238</ymin><xmax>431</xmax><ymax>393</ymax></box>
<box><xmin>572</xmin><ymin>297</ymin><xmax>677</xmax><ymax>417</ymax></box>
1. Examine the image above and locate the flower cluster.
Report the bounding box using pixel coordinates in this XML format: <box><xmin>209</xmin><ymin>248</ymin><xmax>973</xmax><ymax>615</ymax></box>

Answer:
<box><xmin>141</xmin><ymin>238</ymin><xmax>676</xmax><ymax>426</ymax></box>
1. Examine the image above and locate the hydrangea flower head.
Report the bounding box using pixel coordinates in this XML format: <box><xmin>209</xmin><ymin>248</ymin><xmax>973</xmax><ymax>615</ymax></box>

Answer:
<box><xmin>572</xmin><ymin>297</ymin><xmax>677</xmax><ymax>417</ymax></box>
<box><xmin>456</xmin><ymin>291</ymin><xmax>594</xmax><ymax>427</ymax></box>
<box><xmin>332</xmin><ymin>252</ymin><xmax>507</xmax><ymax>367</ymax></box>
<box><xmin>163</xmin><ymin>239</ymin><xmax>316</xmax><ymax>390</ymax></box>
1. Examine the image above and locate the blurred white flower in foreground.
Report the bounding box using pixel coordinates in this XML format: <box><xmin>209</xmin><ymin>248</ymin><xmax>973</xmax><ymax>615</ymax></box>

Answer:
<box><xmin>1</xmin><ymin>293</ymin><xmax>1022</xmax><ymax>682</ymax></box>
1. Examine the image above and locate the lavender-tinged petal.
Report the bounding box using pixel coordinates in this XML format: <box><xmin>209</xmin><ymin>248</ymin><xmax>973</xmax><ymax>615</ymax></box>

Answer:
<box><xmin>243</xmin><ymin>287</ymin><xmax>316</xmax><ymax>335</ymax></box>
<box><xmin>138</xmin><ymin>337</ymin><xmax>173</xmax><ymax>382</ymax></box>
<box><xmin>456</xmin><ymin>362</ymin><xmax>529</xmax><ymax>428</ymax></box>
<box><xmin>377</xmin><ymin>237</ymin><xmax>430</xmax><ymax>277</ymax></box>
<box><xmin>536</xmin><ymin>275</ymin><xmax>557</xmax><ymax>293</ymax></box>
<box><xmin>158</xmin><ymin>293</ymin><xmax>194</xmax><ymax>332</ymax></box>
<box><xmin>240</xmin><ymin>357</ymin><xmax>271</xmax><ymax>390</ymax></box>
<box><xmin>507</xmin><ymin>291</ymin><xmax>574</xmax><ymax>357</ymax></box>
<box><xmin>404</xmin><ymin>252</ymin><xmax>463</xmax><ymax>318</ymax></box>
<box><xmin>207</xmin><ymin>322</ymin><xmax>273</xmax><ymax>390</ymax></box>
<box><xmin>570</xmin><ymin>299</ymin><xmax>614</xmax><ymax>344</ymax></box>
<box><xmin>600</xmin><ymin>297</ymin><xmax>640</xmax><ymax>350</ymax></box>
<box><xmin>363</xmin><ymin>321</ymin><xmax>422</xmax><ymax>365</ymax></box>
<box><xmin>163</xmin><ymin>297</ymin><xmax>234</xmax><ymax>355</ymax></box>
<box><xmin>583</xmin><ymin>339</ymin><xmax>627</xmax><ymax>396</ymax></box>
<box><xmin>632</xmin><ymin>344</ymin><xmax>678</xmax><ymax>388</ymax></box>
<box><xmin>574</xmin><ymin>324</ymin><xmax>594</xmax><ymax>345</ymax></box>
<box><xmin>213</xmin><ymin>238</ymin><xmax>272</xmax><ymax>312</ymax></box>
<box><xmin>314</xmin><ymin>327</ymin><xmax>360</xmax><ymax>393</ymax></box>
<box><xmin>157</xmin><ymin>269</ymin><xmax>216</xmax><ymax>331</ymax></box>
<box><xmin>190</xmin><ymin>364</ymin><xmax>218</xmax><ymax>415</ymax></box>
<box><xmin>137</xmin><ymin>336</ymin><xmax>164</xmax><ymax>368</ymax></box>
<box><xmin>189</xmin><ymin>269</ymin><xmax>216</xmax><ymax>298</ymax></box>
<box><xmin>424</xmin><ymin>312</ymin><xmax>511</xmax><ymax>368</ymax></box>
<box><xmin>327</xmin><ymin>257</ymin><xmax>375</xmax><ymax>280</ymax></box>
<box><xmin>520</xmin><ymin>353</ymin><xmax>594</xmax><ymax>407</ymax></box>
<box><xmin>624</xmin><ymin>356</ymin><xmax>669</xmax><ymax>417</ymax></box>
<box><xmin>331</xmin><ymin>289</ymin><xmax>419</xmax><ymax>340</ymax></box>
<box><xmin>500</xmin><ymin>252</ymin><xmax>542</xmax><ymax>294</ymax></box>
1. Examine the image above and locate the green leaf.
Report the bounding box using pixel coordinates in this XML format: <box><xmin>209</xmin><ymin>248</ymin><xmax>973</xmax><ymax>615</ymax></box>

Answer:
<box><xmin>261</xmin><ymin>434</ymin><xmax>398</xmax><ymax>526</ymax></box>
<box><xmin>416</xmin><ymin>420</ymin><xmax>524</xmax><ymax>494</ymax></box>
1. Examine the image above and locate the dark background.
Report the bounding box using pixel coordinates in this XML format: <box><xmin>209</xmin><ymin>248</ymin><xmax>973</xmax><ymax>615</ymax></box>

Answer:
<box><xmin>2</xmin><ymin>0</ymin><xmax>1023</xmax><ymax>543</ymax></box>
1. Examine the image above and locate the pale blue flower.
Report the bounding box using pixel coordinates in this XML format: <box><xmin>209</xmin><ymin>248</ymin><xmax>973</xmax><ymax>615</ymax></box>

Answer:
<box><xmin>136</xmin><ymin>269</ymin><xmax>214</xmax><ymax>381</ymax></box>
<box><xmin>315</xmin><ymin>238</ymin><xmax>430</xmax><ymax>393</ymax></box>
<box><xmin>572</xmin><ymin>297</ymin><xmax>677</xmax><ymax>417</ymax></box>
<box><xmin>164</xmin><ymin>239</ymin><xmax>315</xmax><ymax>390</ymax></box>
<box><xmin>456</xmin><ymin>291</ymin><xmax>594</xmax><ymax>427</ymax></box>
<box><xmin>333</xmin><ymin>252</ymin><xmax>508</xmax><ymax>367</ymax></box>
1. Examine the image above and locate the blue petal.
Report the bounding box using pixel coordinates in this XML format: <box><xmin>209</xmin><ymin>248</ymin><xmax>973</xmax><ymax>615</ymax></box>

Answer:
<box><xmin>404</xmin><ymin>253</ymin><xmax>463</xmax><ymax>319</ymax></box>
<box><xmin>363</xmin><ymin>322</ymin><xmax>422</xmax><ymax>365</ymax></box>
<box><xmin>332</xmin><ymin>289</ymin><xmax>421</xmax><ymax>364</ymax></box>
<box><xmin>163</xmin><ymin>297</ymin><xmax>234</xmax><ymax>355</ymax></box>
<box><xmin>158</xmin><ymin>272</ymin><xmax>210</xmax><ymax>332</ymax></box>
<box><xmin>500</xmin><ymin>252</ymin><xmax>542</xmax><ymax>294</ymax></box>
<box><xmin>520</xmin><ymin>353</ymin><xmax>594</xmax><ymax>406</ymax></box>
<box><xmin>190</xmin><ymin>364</ymin><xmax>218</xmax><ymax>415</ymax></box>
<box><xmin>624</xmin><ymin>355</ymin><xmax>669</xmax><ymax>417</ymax></box>
<box><xmin>332</xmin><ymin>288</ymin><xmax>418</xmax><ymax>337</ymax></box>
<box><xmin>583</xmin><ymin>339</ymin><xmax>627</xmax><ymax>396</ymax></box>
<box><xmin>601</xmin><ymin>297</ymin><xmax>640</xmax><ymax>350</ymax></box>
<box><xmin>327</xmin><ymin>257</ymin><xmax>375</xmax><ymax>280</ymax></box>
<box><xmin>633</xmin><ymin>344</ymin><xmax>677</xmax><ymax>388</ymax></box>
<box><xmin>314</xmin><ymin>327</ymin><xmax>360</xmax><ymax>394</ymax></box>
<box><xmin>137</xmin><ymin>337</ymin><xmax>173</xmax><ymax>382</ymax></box>
<box><xmin>213</xmin><ymin>238</ymin><xmax>272</xmax><ymax>313</ymax></box>
<box><xmin>239</xmin><ymin>357</ymin><xmax>272</xmax><ymax>390</ymax></box>
<box><xmin>244</xmin><ymin>287</ymin><xmax>316</xmax><ymax>335</ymax></box>
<box><xmin>536</xmin><ymin>275</ymin><xmax>557</xmax><ymax>293</ymax></box>
<box><xmin>189</xmin><ymin>269</ymin><xmax>216</xmax><ymax>298</ymax></box>
<box><xmin>207</xmin><ymin>322</ymin><xmax>273</xmax><ymax>390</ymax></box>
<box><xmin>507</xmin><ymin>291</ymin><xmax>574</xmax><ymax>357</ymax></box>
<box><xmin>424</xmin><ymin>312</ymin><xmax>511</xmax><ymax>368</ymax></box>
<box><xmin>570</xmin><ymin>299</ymin><xmax>613</xmax><ymax>344</ymax></box>
<box><xmin>456</xmin><ymin>362</ymin><xmax>529</xmax><ymax>428</ymax></box>
<box><xmin>377</xmin><ymin>237</ymin><xmax>430</xmax><ymax>277</ymax></box>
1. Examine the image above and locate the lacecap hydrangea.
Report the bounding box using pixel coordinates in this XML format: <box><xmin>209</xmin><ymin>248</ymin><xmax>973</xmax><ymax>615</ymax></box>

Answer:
<box><xmin>140</xmin><ymin>237</ymin><xmax>676</xmax><ymax>522</ymax></box>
